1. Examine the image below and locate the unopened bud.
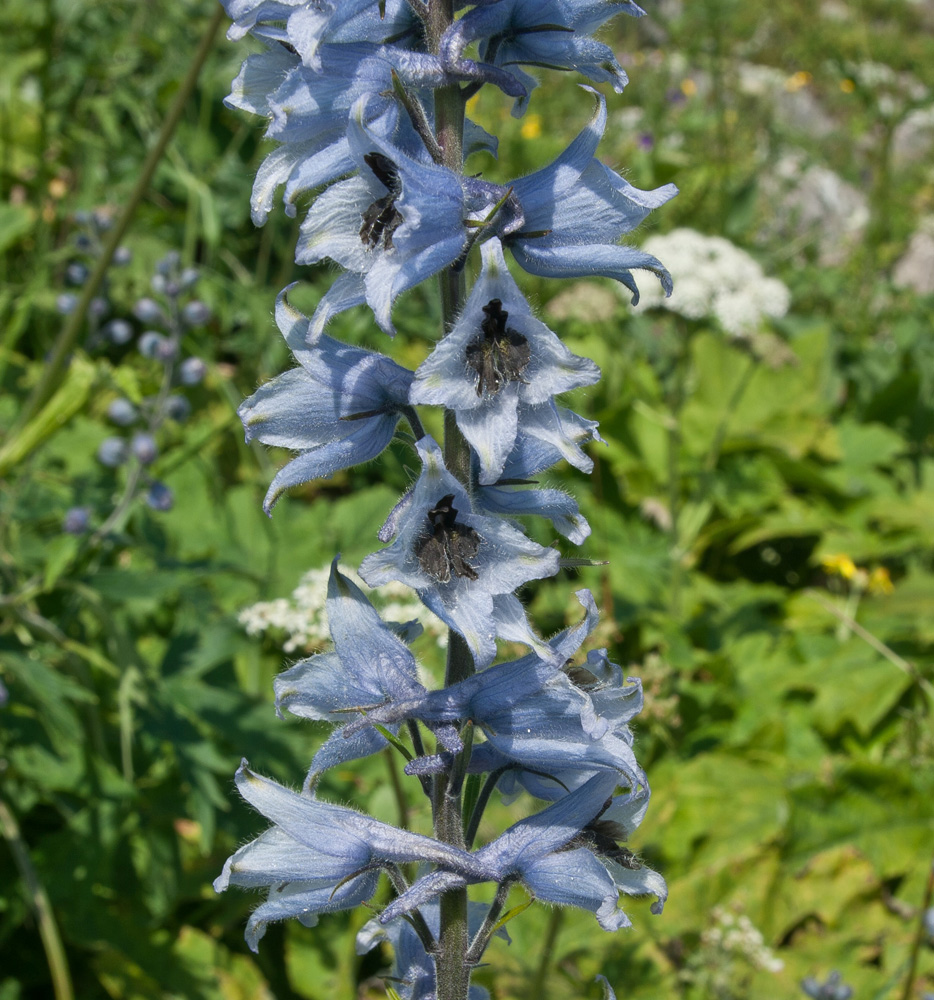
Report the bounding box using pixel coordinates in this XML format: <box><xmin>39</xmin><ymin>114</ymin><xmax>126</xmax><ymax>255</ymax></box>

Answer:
<box><xmin>179</xmin><ymin>357</ymin><xmax>207</xmax><ymax>386</ymax></box>
<box><xmin>164</xmin><ymin>394</ymin><xmax>192</xmax><ymax>422</ymax></box>
<box><xmin>97</xmin><ymin>437</ymin><xmax>128</xmax><ymax>467</ymax></box>
<box><xmin>131</xmin><ymin>432</ymin><xmax>158</xmax><ymax>465</ymax></box>
<box><xmin>66</xmin><ymin>262</ymin><xmax>89</xmax><ymax>285</ymax></box>
<box><xmin>182</xmin><ymin>300</ymin><xmax>211</xmax><ymax>326</ymax></box>
<box><xmin>105</xmin><ymin>318</ymin><xmax>134</xmax><ymax>344</ymax></box>
<box><xmin>145</xmin><ymin>482</ymin><xmax>174</xmax><ymax>511</ymax></box>
<box><xmin>107</xmin><ymin>398</ymin><xmax>137</xmax><ymax>426</ymax></box>
<box><xmin>133</xmin><ymin>297</ymin><xmax>164</xmax><ymax>324</ymax></box>
<box><xmin>139</xmin><ymin>331</ymin><xmax>167</xmax><ymax>359</ymax></box>
<box><xmin>63</xmin><ymin>506</ymin><xmax>92</xmax><ymax>534</ymax></box>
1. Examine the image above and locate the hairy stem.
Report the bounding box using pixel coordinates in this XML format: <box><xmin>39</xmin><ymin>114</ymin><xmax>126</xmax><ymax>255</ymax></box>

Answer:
<box><xmin>428</xmin><ymin>4</ymin><xmax>472</xmax><ymax>998</ymax></box>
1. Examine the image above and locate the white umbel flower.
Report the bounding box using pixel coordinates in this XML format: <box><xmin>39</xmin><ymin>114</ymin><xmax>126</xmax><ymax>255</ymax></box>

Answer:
<box><xmin>630</xmin><ymin>228</ymin><xmax>790</xmax><ymax>337</ymax></box>
<box><xmin>239</xmin><ymin>564</ymin><xmax>447</xmax><ymax>654</ymax></box>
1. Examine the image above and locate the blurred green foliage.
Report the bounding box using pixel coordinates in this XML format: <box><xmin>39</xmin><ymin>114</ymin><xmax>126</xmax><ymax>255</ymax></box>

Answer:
<box><xmin>1</xmin><ymin>0</ymin><xmax>933</xmax><ymax>999</ymax></box>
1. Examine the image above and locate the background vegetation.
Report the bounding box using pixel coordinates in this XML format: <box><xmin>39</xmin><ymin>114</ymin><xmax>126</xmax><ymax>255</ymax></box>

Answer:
<box><xmin>1</xmin><ymin>0</ymin><xmax>933</xmax><ymax>998</ymax></box>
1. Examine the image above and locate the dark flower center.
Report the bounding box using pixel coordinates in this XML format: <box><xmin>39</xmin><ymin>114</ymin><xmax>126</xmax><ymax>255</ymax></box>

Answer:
<box><xmin>465</xmin><ymin>299</ymin><xmax>531</xmax><ymax>396</ymax></box>
<box><xmin>415</xmin><ymin>494</ymin><xmax>481</xmax><ymax>583</ymax></box>
<box><xmin>360</xmin><ymin>152</ymin><xmax>403</xmax><ymax>250</ymax></box>
<box><xmin>579</xmin><ymin>818</ymin><xmax>642</xmax><ymax>869</ymax></box>
<box><xmin>563</xmin><ymin>799</ymin><xmax>642</xmax><ymax>869</ymax></box>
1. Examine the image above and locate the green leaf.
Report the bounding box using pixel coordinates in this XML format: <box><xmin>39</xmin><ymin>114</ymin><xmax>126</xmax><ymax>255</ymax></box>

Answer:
<box><xmin>372</xmin><ymin>724</ymin><xmax>414</xmax><ymax>762</ymax></box>
<box><xmin>42</xmin><ymin>533</ymin><xmax>79</xmax><ymax>590</ymax></box>
<box><xmin>0</xmin><ymin>355</ymin><xmax>97</xmax><ymax>474</ymax></box>
<box><xmin>0</xmin><ymin>203</ymin><xmax>35</xmax><ymax>254</ymax></box>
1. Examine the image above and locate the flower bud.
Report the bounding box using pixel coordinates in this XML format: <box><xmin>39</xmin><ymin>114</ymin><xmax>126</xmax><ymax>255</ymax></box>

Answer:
<box><xmin>66</xmin><ymin>262</ymin><xmax>89</xmax><ymax>285</ymax></box>
<box><xmin>63</xmin><ymin>506</ymin><xmax>92</xmax><ymax>534</ymax></box>
<box><xmin>182</xmin><ymin>300</ymin><xmax>211</xmax><ymax>326</ymax></box>
<box><xmin>155</xmin><ymin>337</ymin><xmax>179</xmax><ymax>363</ymax></box>
<box><xmin>131</xmin><ymin>432</ymin><xmax>158</xmax><ymax>465</ymax></box>
<box><xmin>138</xmin><ymin>331</ymin><xmax>168</xmax><ymax>359</ymax></box>
<box><xmin>107</xmin><ymin>398</ymin><xmax>137</xmax><ymax>426</ymax></box>
<box><xmin>179</xmin><ymin>267</ymin><xmax>199</xmax><ymax>289</ymax></box>
<box><xmin>179</xmin><ymin>357</ymin><xmax>207</xmax><ymax>386</ymax></box>
<box><xmin>156</xmin><ymin>251</ymin><xmax>181</xmax><ymax>275</ymax></box>
<box><xmin>89</xmin><ymin>296</ymin><xmax>109</xmax><ymax>319</ymax></box>
<box><xmin>151</xmin><ymin>273</ymin><xmax>168</xmax><ymax>295</ymax></box>
<box><xmin>133</xmin><ymin>297</ymin><xmax>164</xmax><ymax>325</ymax></box>
<box><xmin>113</xmin><ymin>246</ymin><xmax>132</xmax><ymax>266</ymax></box>
<box><xmin>92</xmin><ymin>209</ymin><xmax>113</xmax><ymax>232</ymax></box>
<box><xmin>164</xmin><ymin>394</ymin><xmax>192</xmax><ymax>422</ymax></box>
<box><xmin>105</xmin><ymin>318</ymin><xmax>134</xmax><ymax>344</ymax></box>
<box><xmin>56</xmin><ymin>293</ymin><xmax>78</xmax><ymax>315</ymax></box>
<box><xmin>97</xmin><ymin>437</ymin><xmax>128</xmax><ymax>467</ymax></box>
<box><xmin>145</xmin><ymin>481</ymin><xmax>174</xmax><ymax>511</ymax></box>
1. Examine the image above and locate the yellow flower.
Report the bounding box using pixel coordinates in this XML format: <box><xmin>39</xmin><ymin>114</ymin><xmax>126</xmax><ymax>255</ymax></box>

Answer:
<box><xmin>521</xmin><ymin>114</ymin><xmax>542</xmax><ymax>140</ymax></box>
<box><xmin>840</xmin><ymin>78</ymin><xmax>856</xmax><ymax>94</ymax></box>
<box><xmin>680</xmin><ymin>78</ymin><xmax>697</xmax><ymax>97</ymax></box>
<box><xmin>867</xmin><ymin>566</ymin><xmax>894</xmax><ymax>595</ymax></box>
<box><xmin>822</xmin><ymin>554</ymin><xmax>858</xmax><ymax>580</ymax></box>
<box><xmin>784</xmin><ymin>70</ymin><xmax>812</xmax><ymax>93</ymax></box>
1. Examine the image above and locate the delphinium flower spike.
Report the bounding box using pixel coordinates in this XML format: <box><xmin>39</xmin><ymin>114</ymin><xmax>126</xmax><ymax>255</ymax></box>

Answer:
<box><xmin>217</xmin><ymin>1</ymin><xmax>676</xmax><ymax>997</ymax></box>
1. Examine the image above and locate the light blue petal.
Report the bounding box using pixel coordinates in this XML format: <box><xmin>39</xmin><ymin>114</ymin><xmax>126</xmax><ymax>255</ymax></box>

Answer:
<box><xmin>510</xmin><ymin>240</ymin><xmax>672</xmax><ymax>304</ymax></box>
<box><xmin>310</xmin><ymin>271</ymin><xmax>367</xmax><ymax>338</ymax></box>
<box><xmin>246</xmin><ymin>872</ymin><xmax>380</xmax><ymax>951</ymax></box>
<box><xmin>522</xmin><ymin>849</ymin><xmax>630</xmax><ymax>930</ymax></box>
<box><xmin>504</xmin><ymin>401</ymin><xmax>605</xmax><ymax>477</ymax></box>
<box><xmin>479</xmin><ymin>484</ymin><xmax>591</xmax><ymax>544</ymax></box>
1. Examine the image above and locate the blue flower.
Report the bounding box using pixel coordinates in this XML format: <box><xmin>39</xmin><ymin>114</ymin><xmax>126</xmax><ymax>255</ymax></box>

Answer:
<box><xmin>297</xmin><ymin>102</ymin><xmax>521</xmax><ymax>336</ymax></box>
<box><xmin>477</xmin><ymin>480</ymin><xmax>591</xmax><ymax>545</ymax></box>
<box><xmin>502</xmin><ymin>400</ymin><xmax>605</xmax><ymax>479</ymax></box>
<box><xmin>381</xmin><ymin>772</ymin><xmax>667</xmax><ymax>931</ymax></box>
<box><xmin>801</xmin><ymin>972</ymin><xmax>854</xmax><ymax>1000</ymax></box>
<box><xmin>221</xmin><ymin>0</ymin><xmax>417</xmax><ymax>56</ymax></box>
<box><xmin>506</xmin><ymin>92</ymin><xmax>677</xmax><ymax>303</ymax></box>
<box><xmin>410</xmin><ymin>238</ymin><xmax>599</xmax><ymax>485</ymax></box>
<box><xmin>214</xmin><ymin>760</ymin><xmax>477</xmax><ymax>951</ymax></box>
<box><xmin>359</xmin><ymin>436</ymin><xmax>560</xmax><ymax>667</ymax></box>
<box><xmin>274</xmin><ymin>559</ymin><xmax>427</xmax><ymax>778</ymax></box>
<box><xmin>228</xmin><ymin>40</ymin><xmax>505</xmax><ymax>225</ymax></box>
<box><xmin>326</xmin><ymin>589</ymin><xmax>643</xmax><ymax>791</ymax></box>
<box><xmin>227</xmin><ymin>43</ymin><xmax>400</xmax><ymax>225</ymax></box>
<box><xmin>442</xmin><ymin>0</ymin><xmax>646</xmax><ymax>112</ymax></box>
<box><xmin>238</xmin><ymin>286</ymin><xmax>414</xmax><ymax>512</ymax></box>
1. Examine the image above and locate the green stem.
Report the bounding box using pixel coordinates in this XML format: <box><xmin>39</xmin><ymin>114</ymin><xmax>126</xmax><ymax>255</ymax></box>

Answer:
<box><xmin>0</xmin><ymin>798</ymin><xmax>74</xmax><ymax>1000</ymax></box>
<box><xmin>665</xmin><ymin>342</ymin><xmax>688</xmax><ymax>621</ymax></box>
<box><xmin>1</xmin><ymin>4</ymin><xmax>225</xmax><ymax>466</ymax></box>
<box><xmin>901</xmin><ymin>853</ymin><xmax>934</xmax><ymax>1000</ymax></box>
<box><xmin>385</xmin><ymin>745</ymin><xmax>409</xmax><ymax>830</ymax></box>
<box><xmin>428</xmin><ymin>4</ymin><xmax>472</xmax><ymax>998</ymax></box>
<box><xmin>528</xmin><ymin>907</ymin><xmax>564</xmax><ymax>1000</ymax></box>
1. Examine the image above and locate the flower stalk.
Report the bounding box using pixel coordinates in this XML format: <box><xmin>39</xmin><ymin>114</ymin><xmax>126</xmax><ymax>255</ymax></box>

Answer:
<box><xmin>214</xmin><ymin>1</ymin><xmax>676</xmax><ymax>996</ymax></box>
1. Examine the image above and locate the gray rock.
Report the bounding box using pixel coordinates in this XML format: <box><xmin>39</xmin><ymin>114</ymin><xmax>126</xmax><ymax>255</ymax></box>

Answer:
<box><xmin>893</xmin><ymin>224</ymin><xmax>934</xmax><ymax>295</ymax></box>
<box><xmin>758</xmin><ymin>153</ymin><xmax>869</xmax><ymax>266</ymax></box>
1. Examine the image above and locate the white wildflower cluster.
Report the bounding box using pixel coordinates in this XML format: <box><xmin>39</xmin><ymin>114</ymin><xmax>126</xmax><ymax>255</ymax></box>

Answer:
<box><xmin>239</xmin><ymin>565</ymin><xmax>448</xmax><ymax>653</ymax></box>
<box><xmin>631</xmin><ymin>228</ymin><xmax>791</xmax><ymax>337</ymax></box>
<box><xmin>701</xmin><ymin>906</ymin><xmax>784</xmax><ymax>974</ymax></box>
